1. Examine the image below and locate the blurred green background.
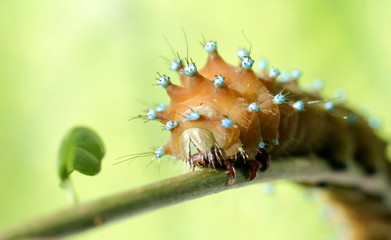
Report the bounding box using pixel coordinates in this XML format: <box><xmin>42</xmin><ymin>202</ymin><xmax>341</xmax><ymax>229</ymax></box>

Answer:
<box><xmin>0</xmin><ymin>0</ymin><xmax>390</xmax><ymax>239</ymax></box>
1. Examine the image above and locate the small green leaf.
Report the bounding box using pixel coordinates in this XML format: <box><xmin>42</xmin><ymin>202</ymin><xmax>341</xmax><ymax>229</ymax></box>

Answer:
<box><xmin>58</xmin><ymin>126</ymin><xmax>105</xmax><ymax>182</ymax></box>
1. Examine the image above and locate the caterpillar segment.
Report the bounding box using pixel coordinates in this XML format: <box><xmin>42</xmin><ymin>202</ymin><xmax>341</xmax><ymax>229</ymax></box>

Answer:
<box><xmin>155</xmin><ymin>43</ymin><xmax>280</xmax><ymax>183</ymax></box>
<box><xmin>148</xmin><ymin>40</ymin><xmax>391</xmax><ymax>240</ymax></box>
<box><xmin>154</xmin><ymin>41</ymin><xmax>389</xmax><ymax>186</ymax></box>
<box><xmin>156</xmin><ymin>41</ymin><xmax>388</xmax><ymax>184</ymax></box>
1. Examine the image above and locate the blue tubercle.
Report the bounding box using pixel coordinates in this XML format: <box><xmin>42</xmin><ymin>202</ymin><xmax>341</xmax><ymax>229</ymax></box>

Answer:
<box><xmin>279</xmin><ymin>71</ymin><xmax>291</xmax><ymax>83</ymax></box>
<box><xmin>170</xmin><ymin>59</ymin><xmax>182</xmax><ymax>71</ymax></box>
<box><xmin>147</xmin><ymin>109</ymin><xmax>157</xmax><ymax>120</ymax></box>
<box><xmin>184</xmin><ymin>63</ymin><xmax>197</xmax><ymax>76</ymax></box>
<box><xmin>273</xmin><ymin>139</ymin><xmax>279</xmax><ymax>145</ymax></box>
<box><xmin>293</xmin><ymin>100</ymin><xmax>304</xmax><ymax>111</ymax></box>
<box><xmin>324</xmin><ymin>101</ymin><xmax>335</xmax><ymax>111</ymax></box>
<box><xmin>257</xmin><ymin>59</ymin><xmax>268</xmax><ymax>70</ymax></box>
<box><xmin>154</xmin><ymin>146</ymin><xmax>164</xmax><ymax>159</ymax></box>
<box><xmin>237</xmin><ymin>48</ymin><xmax>249</xmax><ymax>58</ymax></box>
<box><xmin>186</xmin><ymin>111</ymin><xmax>200</xmax><ymax>121</ymax></box>
<box><xmin>313</xmin><ymin>79</ymin><xmax>324</xmax><ymax>91</ymax></box>
<box><xmin>291</xmin><ymin>69</ymin><xmax>302</xmax><ymax>79</ymax></box>
<box><xmin>221</xmin><ymin>118</ymin><xmax>233</xmax><ymax>128</ymax></box>
<box><xmin>165</xmin><ymin>120</ymin><xmax>178</xmax><ymax>130</ymax></box>
<box><xmin>269</xmin><ymin>67</ymin><xmax>280</xmax><ymax>78</ymax></box>
<box><xmin>258</xmin><ymin>141</ymin><xmax>266</xmax><ymax>148</ymax></box>
<box><xmin>369</xmin><ymin>117</ymin><xmax>382</xmax><ymax>129</ymax></box>
<box><xmin>204</xmin><ymin>41</ymin><xmax>217</xmax><ymax>53</ymax></box>
<box><xmin>273</xmin><ymin>93</ymin><xmax>286</xmax><ymax>104</ymax></box>
<box><xmin>213</xmin><ymin>75</ymin><xmax>225</xmax><ymax>87</ymax></box>
<box><xmin>157</xmin><ymin>75</ymin><xmax>170</xmax><ymax>88</ymax></box>
<box><xmin>155</xmin><ymin>103</ymin><xmax>167</xmax><ymax>112</ymax></box>
<box><xmin>248</xmin><ymin>102</ymin><xmax>259</xmax><ymax>112</ymax></box>
<box><xmin>241</xmin><ymin>56</ymin><xmax>254</xmax><ymax>69</ymax></box>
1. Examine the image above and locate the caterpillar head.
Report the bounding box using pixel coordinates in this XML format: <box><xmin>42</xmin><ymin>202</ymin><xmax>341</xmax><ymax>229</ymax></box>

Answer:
<box><xmin>154</xmin><ymin>41</ymin><xmax>282</xmax><ymax>181</ymax></box>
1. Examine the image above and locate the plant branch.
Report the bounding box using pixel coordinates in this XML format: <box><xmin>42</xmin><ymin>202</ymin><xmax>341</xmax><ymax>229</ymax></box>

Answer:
<box><xmin>1</xmin><ymin>156</ymin><xmax>390</xmax><ymax>240</ymax></box>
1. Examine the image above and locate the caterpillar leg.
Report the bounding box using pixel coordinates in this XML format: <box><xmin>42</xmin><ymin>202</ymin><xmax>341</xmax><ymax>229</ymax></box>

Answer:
<box><xmin>189</xmin><ymin>151</ymin><xmax>222</xmax><ymax>169</ymax></box>
<box><xmin>186</xmin><ymin>150</ymin><xmax>238</xmax><ymax>184</ymax></box>
<box><xmin>224</xmin><ymin>159</ymin><xmax>236</xmax><ymax>185</ymax></box>
<box><xmin>246</xmin><ymin>160</ymin><xmax>260</xmax><ymax>181</ymax></box>
<box><xmin>178</xmin><ymin>128</ymin><xmax>265</xmax><ymax>184</ymax></box>
<box><xmin>256</xmin><ymin>148</ymin><xmax>270</xmax><ymax>172</ymax></box>
<box><xmin>189</xmin><ymin>152</ymin><xmax>261</xmax><ymax>184</ymax></box>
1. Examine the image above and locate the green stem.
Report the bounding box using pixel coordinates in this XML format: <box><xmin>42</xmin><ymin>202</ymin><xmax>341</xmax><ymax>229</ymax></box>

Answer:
<box><xmin>0</xmin><ymin>156</ymin><xmax>389</xmax><ymax>240</ymax></box>
<box><xmin>63</xmin><ymin>177</ymin><xmax>80</xmax><ymax>205</ymax></box>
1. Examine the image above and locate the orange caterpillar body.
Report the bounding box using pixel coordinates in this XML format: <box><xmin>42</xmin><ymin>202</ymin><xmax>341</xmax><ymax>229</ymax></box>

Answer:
<box><xmin>152</xmin><ymin>41</ymin><xmax>389</xmax><ymax>185</ymax></box>
<box><xmin>145</xmin><ymin>40</ymin><xmax>391</xmax><ymax>239</ymax></box>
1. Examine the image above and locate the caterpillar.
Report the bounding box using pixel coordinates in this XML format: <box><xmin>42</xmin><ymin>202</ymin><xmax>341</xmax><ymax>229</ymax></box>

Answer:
<box><xmin>141</xmin><ymin>40</ymin><xmax>391</xmax><ymax>240</ymax></box>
